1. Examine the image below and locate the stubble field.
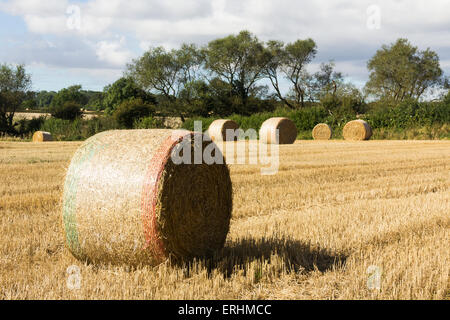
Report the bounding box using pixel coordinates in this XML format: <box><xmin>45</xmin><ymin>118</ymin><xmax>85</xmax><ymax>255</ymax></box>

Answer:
<box><xmin>0</xmin><ymin>139</ymin><xmax>449</xmax><ymax>299</ymax></box>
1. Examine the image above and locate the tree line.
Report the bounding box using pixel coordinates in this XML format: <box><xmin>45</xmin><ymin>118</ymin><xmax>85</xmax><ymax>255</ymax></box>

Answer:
<box><xmin>1</xmin><ymin>30</ymin><xmax>449</xmax><ymax>135</ymax></box>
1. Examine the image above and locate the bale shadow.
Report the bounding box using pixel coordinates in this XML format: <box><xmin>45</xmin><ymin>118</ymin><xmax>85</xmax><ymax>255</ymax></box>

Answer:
<box><xmin>182</xmin><ymin>237</ymin><xmax>348</xmax><ymax>279</ymax></box>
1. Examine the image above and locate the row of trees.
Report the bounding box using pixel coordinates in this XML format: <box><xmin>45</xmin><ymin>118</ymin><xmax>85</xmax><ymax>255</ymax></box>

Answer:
<box><xmin>124</xmin><ymin>32</ymin><xmax>446</xmax><ymax>119</ymax></box>
<box><xmin>1</xmin><ymin>31</ymin><xmax>448</xmax><ymax>135</ymax></box>
<box><xmin>126</xmin><ymin>32</ymin><xmax>347</xmax><ymax>119</ymax></box>
<box><xmin>20</xmin><ymin>86</ymin><xmax>103</xmax><ymax>111</ymax></box>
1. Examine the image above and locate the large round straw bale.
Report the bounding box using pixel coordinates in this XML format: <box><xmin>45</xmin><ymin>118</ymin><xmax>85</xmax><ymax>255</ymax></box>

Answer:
<box><xmin>62</xmin><ymin>129</ymin><xmax>232</xmax><ymax>266</ymax></box>
<box><xmin>343</xmin><ymin>120</ymin><xmax>373</xmax><ymax>141</ymax></box>
<box><xmin>312</xmin><ymin>123</ymin><xmax>333</xmax><ymax>140</ymax></box>
<box><xmin>208</xmin><ymin>119</ymin><xmax>239</xmax><ymax>141</ymax></box>
<box><xmin>259</xmin><ymin>117</ymin><xmax>297</xmax><ymax>144</ymax></box>
<box><xmin>32</xmin><ymin>131</ymin><xmax>53</xmax><ymax>142</ymax></box>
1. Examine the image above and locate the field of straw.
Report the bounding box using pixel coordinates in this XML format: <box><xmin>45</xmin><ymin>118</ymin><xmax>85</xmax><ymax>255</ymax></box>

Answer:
<box><xmin>14</xmin><ymin>112</ymin><xmax>98</xmax><ymax>120</ymax></box>
<box><xmin>0</xmin><ymin>140</ymin><xmax>449</xmax><ymax>299</ymax></box>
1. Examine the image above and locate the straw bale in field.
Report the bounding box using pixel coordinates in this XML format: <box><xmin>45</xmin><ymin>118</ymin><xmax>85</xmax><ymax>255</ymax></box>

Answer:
<box><xmin>62</xmin><ymin>129</ymin><xmax>232</xmax><ymax>266</ymax></box>
<box><xmin>259</xmin><ymin>117</ymin><xmax>297</xmax><ymax>144</ymax></box>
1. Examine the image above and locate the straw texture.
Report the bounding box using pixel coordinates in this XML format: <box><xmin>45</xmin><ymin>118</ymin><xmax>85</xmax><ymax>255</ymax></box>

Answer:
<box><xmin>259</xmin><ymin>117</ymin><xmax>297</xmax><ymax>144</ymax></box>
<box><xmin>208</xmin><ymin>119</ymin><xmax>240</xmax><ymax>142</ymax></box>
<box><xmin>343</xmin><ymin>120</ymin><xmax>373</xmax><ymax>141</ymax></box>
<box><xmin>62</xmin><ymin>129</ymin><xmax>232</xmax><ymax>266</ymax></box>
<box><xmin>312</xmin><ymin>124</ymin><xmax>333</xmax><ymax>140</ymax></box>
<box><xmin>32</xmin><ymin>131</ymin><xmax>53</xmax><ymax>142</ymax></box>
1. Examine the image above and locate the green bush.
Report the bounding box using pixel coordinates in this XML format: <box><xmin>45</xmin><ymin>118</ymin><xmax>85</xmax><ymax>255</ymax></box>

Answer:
<box><xmin>372</xmin><ymin>124</ymin><xmax>450</xmax><ymax>140</ymax></box>
<box><xmin>51</xmin><ymin>85</ymin><xmax>86</xmax><ymax>109</ymax></box>
<box><xmin>182</xmin><ymin>106</ymin><xmax>341</xmax><ymax>138</ymax></box>
<box><xmin>366</xmin><ymin>98</ymin><xmax>450</xmax><ymax>129</ymax></box>
<box><xmin>40</xmin><ymin>118</ymin><xmax>82</xmax><ymax>140</ymax></box>
<box><xmin>51</xmin><ymin>101</ymin><xmax>83</xmax><ymax>120</ymax></box>
<box><xmin>133</xmin><ymin>116</ymin><xmax>163</xmax><ymax>129</ymax></box>
<box><xmin>114</xmin><ymin>98</ymin><xmax>155</xmax><ymax>129</ymax></box>
<box><xmin>102</xmin><ymin>77</ymin><xmax>157</xmax><ymax>114</ymax></box>
<box><xmin>84</xmin><ymin>117</ymin><xmax>119</xmax><ymax>138</ymax></box>
<box><xmin>40</xmin><ymin>116</ymin><xmax>118</xmax><ymax>141</ymax></box>
<box><xmin>179</xmin><ymin>96</ymin><xmax>450</xmax><ymax>140</ymax></box>
<box><xmin>182</xmin><ymin>117</ymin><xmax>219</xmax><ymax>132</ymax></box>
<box><xmin>15</xmin><ymin>116</ymin><xmax>46</xmax><ymax>137</ymax></box>
<box><xmin>26</xmin><ymin>93</ymin><xmax>450</xmax><ymax>142</ymax></box>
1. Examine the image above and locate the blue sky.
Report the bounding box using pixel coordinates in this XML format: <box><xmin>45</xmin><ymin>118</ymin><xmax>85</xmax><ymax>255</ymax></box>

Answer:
<box><xmin>0</xmin><ymin>0</ymin><xmax>449</xmax><ymax>93</ymax></box>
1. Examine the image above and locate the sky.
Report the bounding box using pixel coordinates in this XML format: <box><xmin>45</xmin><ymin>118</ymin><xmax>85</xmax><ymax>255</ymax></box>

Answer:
<box><xmin>0</xmin><ymin>0</ymin><xmax>449</xmax><ymax>92</ymax></box>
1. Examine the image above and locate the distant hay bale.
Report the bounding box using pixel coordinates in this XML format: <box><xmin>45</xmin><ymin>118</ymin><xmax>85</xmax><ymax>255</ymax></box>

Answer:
<box><xmin>312</xmin><ymin>123</ymin><xmax>333</xmax><ymax>140</ymax></box>
<box><xmin>208</xmin><ymin>119</ymin><xmax>240</xmax><ymax>141</ymax></box>
<box><xmin>62</xmin><ymin>129</ymin><xmax>232</xmax><ymax>266</ymax></box>
<box><xmin>259</xmin><ymin>117</ymin><xmax>297</xmax><ymax>144</ymax></box>
<box><xmin>32</xmin><ymin>131</ymin><xmax>53</xmax><ymax>142</ymax></box>
<box><xmin>343</xmin><ymin>120</ymin><xmax>373</xmax><ymax>141</ymax></box>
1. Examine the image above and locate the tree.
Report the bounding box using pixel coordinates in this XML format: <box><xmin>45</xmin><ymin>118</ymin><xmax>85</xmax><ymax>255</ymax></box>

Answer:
<box><xmin>204</xmin><ymin>31</ymin><xmax>270</xmax><ymax>111</ymax></box>
<box><xmin>36</xmin><ymin>91</ymin><xmax>56</xmax><ymax>109</ymax></box>
<box><xmin>21</xmin><ymin>91</ymin><xmax>38</xmax><ymax>110</ymax></box>
<box><xmin>264</xmin><ymin>40</ymin><xmax>295</xmax><ymax>108</ymax></box>
<box><xmin>176</xmin><ymin>79</ymin><xmax>216</xmax><ymax>117</ymax></box>
<box><xmin>102</xmin><ymin>77</ymin><xmax>156</xmax><ymax>114</ymax></box>
<box><xmin>263</xmin><ymin>38</ymin><xmax>317</xmax><ymax>108</ymax></box>
<box><xmin>51</xmin><ymin>85</ymin><xmax>86</xmax><ymax>108</ymax></box>
<box><xmin>309</xmin><ymin>62</ymin><xmax>344</xmax><ymax>102</ymax></box>
<box><xmin>320</xmin><ymin>83</ymin><xmax>366</xmax><ymax>117</ymax></box>
<box><xmin>81</xmin><ymin>90</ymin><xmax>104</xmax><ymax>111</ymax></box>
<box><xmin>0</xmin><ymin>64</ymin><xmax>31</xmax><ymax>134</ymax></box>
<box><xmin>127</xmin><ymin>44</ymin><xmax>203</xmax><ymax>121</ymax></box>
<box><xmin>366</xmin><ymin>38</ymin><xmax>443</xmax><ymax>102</ymax></box>
<box><xmin>51</xmin><ymin>101</ymin><xmax>83</xmax><ymax>120</ymax></box>
<box><xmin>113</xmin><ymin>98</ymin><xmax>155</xmax><ymax>129</ymax></box>
<box><xmin>281</xmin><ymin>39</ymin><xmax>317</xmax><ymax>108</ymax></box>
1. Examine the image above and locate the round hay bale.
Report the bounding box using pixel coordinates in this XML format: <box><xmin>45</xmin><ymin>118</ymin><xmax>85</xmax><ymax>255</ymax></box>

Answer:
<box><xmin>312</xmin><ymin>123</ymin><xmax>333</xmax><ymax>140</ymax></box>
<box><xmin>343</xmin><ymin>120</ymin><xmax>373</xmax><ymax>141</ymax></box>
<box><xmin>32</xmin><ymin>131</ymin><xmax>53</xmax><ymax>142</ymax></box>
<box><xmin>259</xmin><ymin>117</ymin><xmax>297</xmax><ymax>144</ymax></box>
<box><xmin>208</xmin><ymin>119</ymin><xmax>239</xmax><ymax>142</ymax></box>
<box><xmin>62</xmin><ymin>129</ymin><xmax>232</xmax><ymax>266</ymax></box>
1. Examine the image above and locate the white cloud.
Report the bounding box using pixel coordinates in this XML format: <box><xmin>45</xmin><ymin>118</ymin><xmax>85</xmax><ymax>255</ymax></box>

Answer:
<box><xmin>95</xmin><ymin>37</ymin><xmax>133</xmax><ymax>67</ymax></box>
<box><xmin>0</xmin><ymin>0</ymin><xmax>68</xmax><ymax>16</ymax></box>
<box><xmin>0</xmin><ymin>0</ymin><xmax>449</xmax><ymax>90</ymax></box>
<box><xmin>23</xmin><ymin>14</ymin><xmax>67</xmax><ymax>34</ymax></box>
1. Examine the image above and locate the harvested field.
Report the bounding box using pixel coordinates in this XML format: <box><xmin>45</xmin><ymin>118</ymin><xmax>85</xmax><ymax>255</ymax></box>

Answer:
<box><xmin>13</xmin><ymin>112</ymin><xmax>52</xmax><ymax>120</ymax></box>
<box><xmin>0</xmin><ymin>140</ymin><xmax>448</xmax><ymax>299</ymax></box>
<box><xmin>14</xmin><ymin>112</ymin><xmax>98</xmax><ymax>120</ymax></box>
